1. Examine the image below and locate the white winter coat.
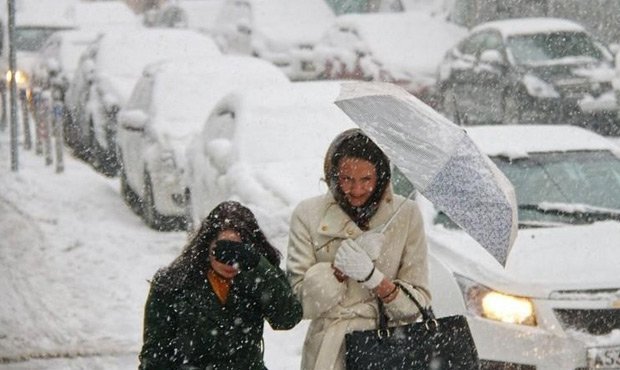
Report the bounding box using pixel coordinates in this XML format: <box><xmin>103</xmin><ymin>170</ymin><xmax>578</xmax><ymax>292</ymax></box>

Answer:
<box><xmin>287</xmin><ymin>187</ymin><xmax>431</xmax><ymax>370</ymax></box>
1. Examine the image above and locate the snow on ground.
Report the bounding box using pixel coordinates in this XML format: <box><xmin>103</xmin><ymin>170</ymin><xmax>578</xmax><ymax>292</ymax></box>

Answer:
<box><xmin>0</xmin><ymin>128</ymin><xmax>306</xmax><ymax>369</ymax></box>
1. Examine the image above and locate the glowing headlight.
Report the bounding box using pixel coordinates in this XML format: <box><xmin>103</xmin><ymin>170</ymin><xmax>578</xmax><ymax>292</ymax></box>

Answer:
<box><xmin>456</xmin><ymin>275</ymin><xmax>537</xmax><ymax>326</ymax></box>
<box><xmin>6</xmin><ymin>70</ymin><xmax>29</xmax><ymax>88</ymax></box>
<box><xmin>522</xmin><ymin>74</ymin><xmax>559</xmax><ymax>98</ymax></box>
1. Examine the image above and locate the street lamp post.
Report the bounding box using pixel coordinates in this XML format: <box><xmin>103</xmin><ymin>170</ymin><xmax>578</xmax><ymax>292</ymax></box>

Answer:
<box><xmin>8</xmin><ymin>0</ymin><xmax>18</xmax><ymax>171</ymax></box>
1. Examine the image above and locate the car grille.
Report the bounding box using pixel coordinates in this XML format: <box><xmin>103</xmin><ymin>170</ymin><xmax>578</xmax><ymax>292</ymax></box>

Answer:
<box><xmin>554</xmin><ymin>79</ymin><xmax>591</xmax><ymax>99</ymax></box>
<box><xmin>554</xmin><ymin>309</ymin><xmax>620</xmax><ymax>335</ymax></box>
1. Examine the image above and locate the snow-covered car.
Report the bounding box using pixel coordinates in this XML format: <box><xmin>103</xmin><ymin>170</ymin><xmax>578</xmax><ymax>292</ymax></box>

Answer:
<box><xmin>0</xmin><ymin>0</ymin><xmax>76</xmax><ymax>97</ymax></box>
<box><xmin>29</xmin><ymin>29</ymin><xmax>100</xmax><ymax>103</ymax></box>
<box><xmin>393</xmin><ymin>124</ymin><xmax>620</xmax><ymax>369</ymax></box>
<box><xmin>437</xmin><ymin>17</ymin><xmax>619</xmax><ymax>135</ymax></box>
<box><xmin>212</xmin><ymin>0</ymin><xmax>335</xmax><ymax>81</ymax></box>
<box><xmin>145</xmin><ymin>0</ymin><xmax>225</xmax><ymax>34</ymax></box>
<box><xmin>116</xmin><ymin>56</ymin><xmax>288</xmax><ymax>230</ymax></box>
<box><xmin>65</xmin><ymin>28</ymin><xmax>221</xmax><ymax>176</ymax></box>
<box><xmin>314</xmin><ymin>11</ymin><xmax>466</xmax><ymax>108</ymax></box>
<box><xmin>185</xmin><ymin>81</ymin><xmax>356</xmax><ymax>241</ymax></box>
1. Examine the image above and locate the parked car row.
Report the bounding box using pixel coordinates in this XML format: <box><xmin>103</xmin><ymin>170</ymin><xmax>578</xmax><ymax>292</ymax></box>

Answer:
<box><xmin>65</xmin><ymin>28</ymin><xmax>222</xmax><ymax>176</ymax></box>
<box><xmin>117</xmin><ymin>56</ymin><xmax>289</xmax><ymax>230</ymax></box>
<box><xmin>144</xmin><ymin>1</ymin><xmax>620</xmax><ymax>136</ymax></box>
<box><xmin>145</xmin><ymin>0</ymin><xmax>466</xmax><ymax>105</ymax></box>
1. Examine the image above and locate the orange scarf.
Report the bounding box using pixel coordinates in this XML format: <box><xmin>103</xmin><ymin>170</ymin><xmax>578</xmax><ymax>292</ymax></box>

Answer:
<box><xmin>207</xmin><ymin>269</ymin><xmax>232</xmax><ymax>304</ymax></box>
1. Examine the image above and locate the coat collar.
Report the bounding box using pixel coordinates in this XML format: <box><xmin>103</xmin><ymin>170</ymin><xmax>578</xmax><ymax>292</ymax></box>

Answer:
<box><xmin>317</xmin><ymin>186</ymin><xmax>396</xmax><ymax>240</ymax></box>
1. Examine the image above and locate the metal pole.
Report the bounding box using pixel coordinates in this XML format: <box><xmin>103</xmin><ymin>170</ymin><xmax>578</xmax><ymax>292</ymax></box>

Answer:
<box><xmin>8</xmin><ymin>0</ymin><xmax>18</xmax><ymax>171</ymax></box>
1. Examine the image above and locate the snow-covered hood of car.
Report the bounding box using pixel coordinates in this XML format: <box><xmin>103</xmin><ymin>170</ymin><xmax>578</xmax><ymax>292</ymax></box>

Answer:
<box><xmin>429</xmin><ymin>221</ymin><xmax>620</xmax><ymax>297</ymax></box>
<box><xmin>507</xmin><ymin>221</ymin><xmax>620</xmax><ymax>288</ymax></box>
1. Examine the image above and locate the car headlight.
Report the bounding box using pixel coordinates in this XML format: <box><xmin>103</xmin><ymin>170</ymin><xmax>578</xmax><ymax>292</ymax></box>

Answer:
<box><xmin>456</xmin><ymin>274</ymin><xmax>537</xmax><ymax>326</ymax></box>
<box><xmin>522</xmin><ymin>74</ymin><xmax>559</xmax><ymax>98</ymax></box>
<box><xmin>6</xmin><ymin>69</ymin><xmax>29</xmax><ymax>89</ymax></box>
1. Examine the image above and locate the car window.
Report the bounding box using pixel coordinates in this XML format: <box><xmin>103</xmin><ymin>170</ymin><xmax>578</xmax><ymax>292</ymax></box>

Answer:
<box><xmin>492</xmin><ymin>150</ymin><xmax>620</xmax><ymax>224</ymax></box>
<box><xmin>392</xmin><ymin>165</ymin><xmax>416</xmax><ymax>197</ymax></box>
<box><xmin>160</xmin><ymin>7</ymin><xmax>187</xmax><ymax>27</ymax></box>
<box><xmin>15</xmin><ymin>27</ymin><xmax>62</xmax><ymax>52</ymax></box>
<box><xmin>459</xmin><ymin>32</ymin><xmax>486</xmax><ymax>56</ymax></box>
<box><xmin>506</xmin><ymin>31</ymin><xmax>603</xmax><ymax>65</ymax></box>
<box><xmin>126</xmin><ymin>77</ymin><xmax>154</xmax><ymax>112</ymax></box>
<box><xmin>204</xmin><ymin>109</ymin><xmax>235</xmax><ymax>141</ymax></box>
<box><xmin>460</xmin><ymin>31</ymin><xmax>503</xmax><ymax>56</ymax></box>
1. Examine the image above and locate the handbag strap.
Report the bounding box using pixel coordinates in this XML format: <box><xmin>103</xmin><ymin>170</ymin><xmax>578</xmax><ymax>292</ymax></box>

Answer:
<box><xmin>376</xmin><ymin>283</ymin><xmax>435</xmax><ymax>331</ymax></box>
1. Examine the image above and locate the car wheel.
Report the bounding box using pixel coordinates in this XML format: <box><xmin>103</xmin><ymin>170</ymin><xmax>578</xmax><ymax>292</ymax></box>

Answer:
<box><xmin>502</xmin><ymin>93</ymin><xmax>522</xmax><ymax>125</ymax></box>
<box><xmin>120</xmin><ymin>163</ymin><xmax>140</xmax><ymax>215</ymax></box>
<box><xmin>142</xmin><ymin>173</ymin><xmax>180</xmax><ymax>231</ymax></box>
<box><xmin>87</xmin><ymin>119</ymin><xmax>102</xmax><ymax>166</ymax></box>
<box><xmin>87</xmin><ymin>119</ymin><xmax>118</xmax><ymax>177</ymax></box>
<box><xmin>184</xmin><ymin>188</ymin><xmax>193</xmax><ymax>233</ymax></box>
<box><xmin>143</xmin><ymin>173</ymin><xmax>163</xmax><ymax>230</ymax></box>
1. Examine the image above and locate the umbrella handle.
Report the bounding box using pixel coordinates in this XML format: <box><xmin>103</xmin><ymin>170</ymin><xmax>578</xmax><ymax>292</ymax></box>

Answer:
<box><xmin>377</xmin><ymin>189</ymin><xmax>416</xmax><ymax>234</ymax></box>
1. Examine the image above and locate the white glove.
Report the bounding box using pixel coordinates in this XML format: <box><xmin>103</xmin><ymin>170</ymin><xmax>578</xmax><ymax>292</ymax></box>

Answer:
<box><xmin>355</xmin><ymin>231</ymin><xmax>385</xmax><ymax>261</ymax></box>
<box><xmin>334</xmin><ymin>239</ymin><xmax>384</xmax><ymax>289</ymax></box>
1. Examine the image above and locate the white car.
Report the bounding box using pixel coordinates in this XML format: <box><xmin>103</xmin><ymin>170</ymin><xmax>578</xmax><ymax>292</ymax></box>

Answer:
<box><xmin>145</xmin><ymin>0</ymin><xmax>225</xmax><ymax>34</ymax></box>
<box><xmin>212</xmin><ymin>0</ymin><xmax>335</xmax><ymax>81</ymax></box>
<box><xmin>185</xmin><ymin>81</ymin><xmax>356</xmax><ymax>242</ymax></box>
<box><xmin>31</xmin><ymin>29</ymin><xmax>100</xmax><ymax>89</ymax></box>
<box><xmin>65</xmin><ymin>28</ymin><xmax>221</xmax><ymax>176</ymax></box>
<box><xmin>314</xmin><ymin>11</ymin><xmax>466</xmax><ymax>108</ymax></box>
<box><xmin>395</xmin><ymin>125</ymin><xmax>620</xmax><ymax>369</ymax></box>
<box><xmin>116</xmin><ymin>56</ymin><xmax>289</xmax><ymax>230</ymax></box>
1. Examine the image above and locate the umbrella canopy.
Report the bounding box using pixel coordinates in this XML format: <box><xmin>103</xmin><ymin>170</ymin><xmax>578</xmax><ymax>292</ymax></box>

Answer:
<box><xmin>334</xmin><ymin>82</ymin><xmax>518</xmax><ymax>266</ymax></box>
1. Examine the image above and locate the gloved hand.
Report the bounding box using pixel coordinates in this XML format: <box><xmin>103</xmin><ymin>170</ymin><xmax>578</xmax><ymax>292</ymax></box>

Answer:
<box><xmin>355</xmin><ymin>231</ymin><xmax>385</xmax><ymax>261</ymax></box>
<box><xmin>334</xmin><ymin>239</ymin><xmax>384</xmax><ymax>289</ymax></box>
<box><xmin>213</xmin><ymin>240</ymin><xmax>260</xmax><ymax>271</ymax></box>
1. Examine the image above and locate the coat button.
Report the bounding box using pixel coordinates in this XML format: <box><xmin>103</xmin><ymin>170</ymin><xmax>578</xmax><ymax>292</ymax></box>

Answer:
<box><xmin>346</xmin><ymin>229</ymin><xmax>354</xmax><ymax>236</ymax></box>
<box><xmin>321</xmin><ymin>225</ymin><xmax>328</xmax><ymax>231</ymax></box>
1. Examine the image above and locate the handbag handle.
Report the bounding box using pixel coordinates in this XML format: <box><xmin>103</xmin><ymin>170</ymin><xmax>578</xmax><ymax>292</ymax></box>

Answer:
<box><xmin>377</xmin><ymin>283</ymin><xmax>436</xmax><ymax>331</ymax></box>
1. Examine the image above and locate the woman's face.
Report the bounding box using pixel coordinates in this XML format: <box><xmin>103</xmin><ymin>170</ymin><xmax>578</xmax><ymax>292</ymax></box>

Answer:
<box><xmin>338</xmin><ymin>157</ymin><xmax>377</xmax><ymax>207</ymax></box>
<box><xmin>209</xmin><ymin>229</ymin><xmax>242</xmax><ymax>279</ymax></box>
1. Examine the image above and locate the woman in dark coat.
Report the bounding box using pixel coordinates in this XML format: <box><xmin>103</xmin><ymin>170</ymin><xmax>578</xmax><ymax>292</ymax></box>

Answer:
<box><xmin>139</xmin><ymin>201</ymin><xmax>303</xmax><ymax>370</ymax></box>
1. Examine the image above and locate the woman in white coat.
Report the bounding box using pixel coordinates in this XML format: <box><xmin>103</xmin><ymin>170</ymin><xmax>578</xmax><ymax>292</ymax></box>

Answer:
<box><xmin>287</xmin><ymin>128</ymin><xmax>431</xmax><ymax>370</ymax></box>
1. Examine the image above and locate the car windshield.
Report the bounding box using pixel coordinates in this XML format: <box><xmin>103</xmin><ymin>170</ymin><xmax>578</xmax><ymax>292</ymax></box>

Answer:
<box><xmin>506</xmin><ymin>31</ymin><xmax>603</xmax><ymax>65</ymax></box>
<box><xmin>492</xmin><ymin>150</ymin><xmax>620</xmax><ymax>225</ymax></box>
<box><xmin>15</xmin><ymin>27</ymin><xmax>67</xmax><ymax>52</ymax></box>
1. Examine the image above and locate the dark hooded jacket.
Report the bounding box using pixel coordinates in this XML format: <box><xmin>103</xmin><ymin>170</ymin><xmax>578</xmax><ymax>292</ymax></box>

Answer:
<box><xmin>139</xmin><ymin>201</ymin><xmax>303</xmax><ymax>370</ymax></box>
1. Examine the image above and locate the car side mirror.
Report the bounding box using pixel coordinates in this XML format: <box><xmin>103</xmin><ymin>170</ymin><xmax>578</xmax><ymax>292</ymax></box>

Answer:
<box><xmin>479</xmin><ymin>49</ymin><xmax>505</xmax><ymax>67</ymax></box>
<box><xmin>205</xmin><ymin>138</ymin><xmax>233</xmax><ymax>172</ymax></box>
<box><xmin>46</xmin><ymin>58</ymin><xmax>60</xmax><ymax>74</ymax></box>
<box><xmin>119</xmin><ymin>109</ymin><xmax>148</xmax><ymax>132</ymax></box>
<box><xmin>236</xmin><ymin>20</ymin><xmax>251</xmax><ymax>35</ymax></box>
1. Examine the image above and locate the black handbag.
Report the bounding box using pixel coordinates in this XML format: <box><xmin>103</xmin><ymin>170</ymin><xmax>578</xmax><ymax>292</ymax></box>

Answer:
<box><xmin>344</xmin><ymin>283</ymin><xmax>480</xmax><ymax>370</ymax></box>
